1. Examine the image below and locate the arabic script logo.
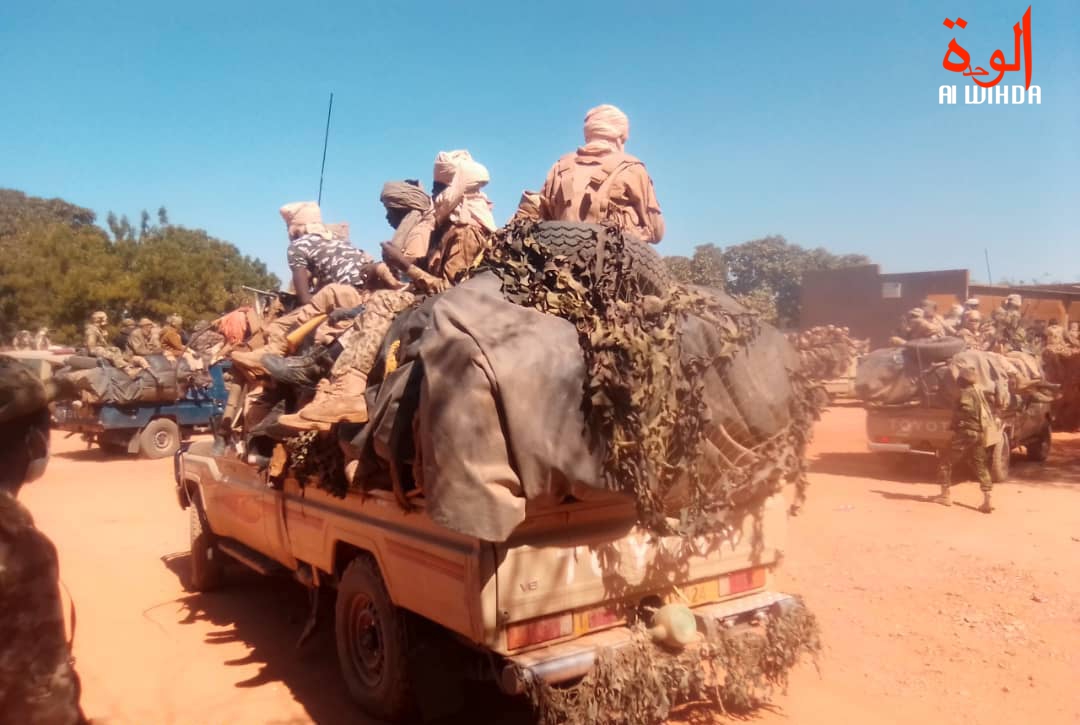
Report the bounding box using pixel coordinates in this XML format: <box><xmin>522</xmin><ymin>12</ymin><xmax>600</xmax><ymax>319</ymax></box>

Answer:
<box><xmin>938</xmin><ymin>5</ymin><xmax>1041</xmax><ymax>105</ymax></box>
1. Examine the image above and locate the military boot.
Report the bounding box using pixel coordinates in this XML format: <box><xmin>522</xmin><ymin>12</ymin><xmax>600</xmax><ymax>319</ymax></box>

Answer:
<box><xmin>230</xmin><ymin>342</ymin><xmax>286</xmax><ymax>377</ymax></box>
<box><xmin>933</xmin><ymin>484</ymin><xmax>952</xmax><ymax>507</ymax></box>
<box><xmin>979</xmin><ymin>490</ymin><xmax>993</xmax><ymax>514</ymax></box>
<box><xmin>262</xmin><ymin>345</ymin><xmax>335</xmax><ymax>388</ymax></box>
<box><xmin>277</xmin><ymin>368</ymin><xmax>370</xmax><ymax>430</ymax></box>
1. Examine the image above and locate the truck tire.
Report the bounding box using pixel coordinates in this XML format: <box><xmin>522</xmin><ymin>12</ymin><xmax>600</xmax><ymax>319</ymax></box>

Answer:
<box><xmin>140</xmin><ymin>418</ymin><xmax>180</xmax><ymax>459</ymax></box>
<box><xmin>188</xmin><ymin>503</ymin><xmax>224</xmax><ymax>592</ymax></box>
<box><xmin>1026</xmin><ymin>424</ymin><xmax>1051</xmax><ymax>462</ymax></box>
<box><xmin>904</xmin><ymin>337</ymin><xmax>965</xmax><ymax>364</ymax></box>
<box><xmin>989</xmin><ymin>430</ymin><xmax>1010</xmax><ymax>482</ymax></box>
<box><xmin>531</xmin><ymin>221</ymin><xmax>673</xmax><ymax>296</ymax></box>
<box><xmin>335</xmin><ymin>558</ymin><xmax>414</xmax><ymax>722</ymax></box>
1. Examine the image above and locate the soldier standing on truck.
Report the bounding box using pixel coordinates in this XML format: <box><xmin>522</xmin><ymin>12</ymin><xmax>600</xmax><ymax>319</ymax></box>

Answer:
<box><xmin>936</xmin><ymin>365</ymin><xmax>996</xmax><ymax>513</ymax></box>
<box><xmin>539</xmin><ymin>104</ymin><xmax>665</xmax><ymax>243</ymax></box>
<box><xmin>0</xmin><ymin>356</ymin><xmax>87</xmax><ymax>724</ymax></box>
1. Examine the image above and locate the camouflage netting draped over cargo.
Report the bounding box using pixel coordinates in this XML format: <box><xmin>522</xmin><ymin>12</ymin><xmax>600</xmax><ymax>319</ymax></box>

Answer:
<box><xmin>1040</xmin><ymin>344</ymin><xmax>1080</xmax><ymax>431</ymax></box>
<box><xmin>525</xmin><ymin>598</ymin><xmax>822</xmax><ymax>725</ymax></box>
<box><xmin>483</xmin><ymin>221</ymin><xmax>823</xmax><ymax>537</ymax></box>
<box><xmin>790</xmin><ymin>325</ymin><xmax>866</xmax><ymax>382</ymax></box>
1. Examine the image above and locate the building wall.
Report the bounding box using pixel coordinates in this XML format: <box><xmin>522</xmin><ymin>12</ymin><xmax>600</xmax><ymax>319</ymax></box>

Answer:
<box><xmin>801</xmin><ymin>266</ymin><xmax>968</xmax><ymax>348</ymax></box>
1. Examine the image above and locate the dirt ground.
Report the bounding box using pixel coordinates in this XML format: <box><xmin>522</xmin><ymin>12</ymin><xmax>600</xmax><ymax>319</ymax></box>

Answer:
<box><xmin>22</xmin><ymin>405</ymin><xmax>1080</xmax><ymax>724</ymax></box>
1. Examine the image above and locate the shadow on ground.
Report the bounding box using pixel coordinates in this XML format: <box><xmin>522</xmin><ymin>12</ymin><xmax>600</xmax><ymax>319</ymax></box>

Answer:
<box><xmin>812</xmin><ymin>444</ymin><xmax>1080</xmax><ymax>489</ymax></box>
<box><xmin>161</xmin><ymin>553</ymin><xmax>533</xmax><ymax>725</ymax></box>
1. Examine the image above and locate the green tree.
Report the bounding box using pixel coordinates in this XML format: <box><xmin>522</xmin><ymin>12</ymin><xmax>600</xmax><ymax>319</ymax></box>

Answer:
<box><xmin>665</xmin><ymin>235</ymin><xmax>870</xmax><ymax>327</ymax></box>
<box><xmin>0</xmin><ymin>190</ymin><xmax>279</xmax><ymax>344</ymax></box>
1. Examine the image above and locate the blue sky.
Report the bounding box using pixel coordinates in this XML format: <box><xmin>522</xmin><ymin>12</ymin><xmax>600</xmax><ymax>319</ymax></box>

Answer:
<box><xmin>2</xmin><ymin>0</ymin><xmax>1077</xmax><ymax>285</ymax></box>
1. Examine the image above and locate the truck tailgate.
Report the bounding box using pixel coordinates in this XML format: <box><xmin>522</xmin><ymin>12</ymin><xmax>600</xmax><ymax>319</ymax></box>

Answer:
<box><xmin>866</xmin><ymin>406</ymin><xmax>952</xmax><ymax>452</ymax></box>
<box><xmin>493</xmin><ymin>493</ymin><xmax>787</xmax><ymax>651</ymax></box>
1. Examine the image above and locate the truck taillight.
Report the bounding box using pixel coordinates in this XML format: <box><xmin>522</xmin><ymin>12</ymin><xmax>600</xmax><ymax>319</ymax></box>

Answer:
<box><xmin>726</xmin><ymin>566</ymin><xmax>766</xmax><ymax>595</ymax></box>
<box><xmin>506</xmin><ymin>613</ymin><xmax>573</xmax><ymax>650</ymax></box>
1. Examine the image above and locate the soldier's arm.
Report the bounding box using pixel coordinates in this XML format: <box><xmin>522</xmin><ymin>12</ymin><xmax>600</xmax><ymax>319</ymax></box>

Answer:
<box><xmin>625</xmin><ymin>165</ymin><xmax>664</xmax><ymax>243</ymax></box>
<box><xmin>291</xmin><ymin>268</ymin><xmax>313</xmax><ymax>305</ymax></box>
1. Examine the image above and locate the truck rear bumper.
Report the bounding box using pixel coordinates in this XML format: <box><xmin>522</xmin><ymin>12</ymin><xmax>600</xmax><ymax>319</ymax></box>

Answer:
<box><xmin>867</xmin><ymin>441</ymin><xmax>938</xmax><ymax>455</ymax></box>
<box><xmin>498</xmin><ymin>591</ymin><xmax>796</xmax><ymax>694</ymax></box>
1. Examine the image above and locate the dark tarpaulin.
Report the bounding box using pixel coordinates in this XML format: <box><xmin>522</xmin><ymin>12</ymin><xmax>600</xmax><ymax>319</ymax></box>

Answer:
<box><xmin>351</xmin><ymin>274</ymin><xmax>800</xmax><ymax>542</ymax></box>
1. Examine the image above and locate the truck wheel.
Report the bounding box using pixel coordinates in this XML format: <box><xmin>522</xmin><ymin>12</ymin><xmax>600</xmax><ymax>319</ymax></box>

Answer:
<box><xmin>1026</xmin><ymin>425</ymin><xmax>1051</xmax><ymax>463</ymax></box>
<box><xmin>140</xmin><ymin>418</ymin><xmax>180</xmax><ymax>459</ymax></box>
<box><xmin>335</xmin><ymin>558</ymin><xmax>413</xmax><ymax>722</ymax></box>
<box><xmin>989</xmin><ymin>431</ymin><xmax>1010</xmax><ymax>482</ymax></box>
<box><xmin>529</xmin><ymin>221</ymin><xmax>674</xmax><ymax>296</ymax></box>
<box><xmin>188</xmin><ymin>504</ymin><xmax>224</xmax><ymax>592</ymax></box>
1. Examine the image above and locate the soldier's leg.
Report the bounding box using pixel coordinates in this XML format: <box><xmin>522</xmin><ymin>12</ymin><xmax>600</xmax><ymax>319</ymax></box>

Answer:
<box><xmin>971</xmin><ymin>440</ymin><xmax>994</xmax><ymax>513</ymax></box>
<box><xmin>279</xmin><ymin>289</ymin><xmax>416</xmax><ymax>429</ymax></box>
<box><xmin>935</xmin><ymin>446</ymin><xmax>955</xmax><ymax>505</ymax></box>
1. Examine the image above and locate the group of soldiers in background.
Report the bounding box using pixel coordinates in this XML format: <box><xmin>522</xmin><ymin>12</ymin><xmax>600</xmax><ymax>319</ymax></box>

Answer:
<box><xmin>8</xmin><ymin>327</ymin><xmax>51</xmax><ymax>351</ymax></box>
<box><xmin>81</xmin><ymin>310</ymin><xmax>190</xmax><ymax>375</ymax></box>
<box><xmin>892</xmin><ymin>294</ymin><xmax>1032</xmax><ymax>354</ymax></box>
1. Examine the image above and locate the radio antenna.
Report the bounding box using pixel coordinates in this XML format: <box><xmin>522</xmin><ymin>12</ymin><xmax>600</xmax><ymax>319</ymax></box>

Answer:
<box><xmin>317</xmin><ymin>92</ymin><xmax>334</xmax><ymax>205</ymax></box>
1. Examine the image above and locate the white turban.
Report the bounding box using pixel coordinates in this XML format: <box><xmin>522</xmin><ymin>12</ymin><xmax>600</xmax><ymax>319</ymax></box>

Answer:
<box><xmin>433</xmin><ymin>149</ymin><xmax>490</xmax><ymax>192</ymax></box>
<box><xmin>433</xmin><ymin>150</ymin><xmax>471</xmax><ymax>186</ymax></box>
<box><xmin>584</xmin><ymin>104</ymin><xmax>629</xmax><ymax>145</ymax></box>
<box><xmin>279</xmin><ymin>201</ymin><xmax>322</xmax><ymax>227</ymax></box>
<box><xmin>279</xmin><ymin>201</ymin><xmax>329</xmax><ymax>239</ymax></box>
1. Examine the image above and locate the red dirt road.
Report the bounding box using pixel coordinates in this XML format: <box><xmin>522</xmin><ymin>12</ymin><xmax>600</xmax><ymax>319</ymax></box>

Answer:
<box><xmin>21</xmin><ymin>406</ymin><xmax>1080</xmax><ymax>724</ymax></box>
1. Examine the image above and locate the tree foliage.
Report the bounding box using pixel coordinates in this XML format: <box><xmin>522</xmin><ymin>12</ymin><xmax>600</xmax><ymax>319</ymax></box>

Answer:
<box><xmin>0</xmin><ymin>188</ymin><xmax>278</xmax><ymax>343</ymax></box>
<box><xmin>666</xmin><ymin>235</ymin><xmax>870</xmax><ymax>328</ymax></box>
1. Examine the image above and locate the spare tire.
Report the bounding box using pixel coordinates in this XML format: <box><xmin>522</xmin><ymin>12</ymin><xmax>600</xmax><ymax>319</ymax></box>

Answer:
<box><xmin>904</xmin><ymin>337</ymin><xmax>965</xmax><ymax>364</ymax></box>
<box><xmin>63</xmin><ymin>355</ymin><xmax>100</xmax><ymax>370</ymax></box>
<box><xmin>530</xmin><ymin>221</ymin><xmax>674</xmax><ymax>296</ymax></box>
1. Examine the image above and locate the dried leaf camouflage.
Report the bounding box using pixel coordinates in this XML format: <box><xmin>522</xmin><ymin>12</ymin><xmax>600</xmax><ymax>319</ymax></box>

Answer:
<box><xmin>525</xmin><ymin>598</ymin><xmax>822</xmax><ymax>725</ymax></box>
<box><xmin>485</xmin><ymin>221</ymin><xmax>823</xmax><ymax>535</ymax></box>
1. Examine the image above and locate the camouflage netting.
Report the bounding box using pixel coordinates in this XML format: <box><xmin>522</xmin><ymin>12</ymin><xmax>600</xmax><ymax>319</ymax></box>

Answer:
<box><xmin>284</xmin><ymin>430</ymin><xmax>348</xmax><ymax>497</ymax></box>
<box><xmin>1040</xmin><ymin>344</ymin><xmax>1080</xmax><ymax>431</ymax></box>
<box><xmin>790</xmin><ymin>326</ymin><xmax>866</xmax><ymax>382</ymax></box>
<box><xmin>525</xmin><ymin>598</ymin><xmax>821</xmax><ymax>725</ymax></box>
<box><xmin>484</xmin><ymin>221</ymin><xmax>824</xmax><ymax>536</ymax></box>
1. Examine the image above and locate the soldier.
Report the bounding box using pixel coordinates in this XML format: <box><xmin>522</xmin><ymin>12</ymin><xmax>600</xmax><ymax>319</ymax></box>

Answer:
<box><xmin>508</xmin><ymin>190</ymin><xmax>542</xmax><ymax>224</ymax></box>
<box><xmin>957</xmin><ymin>310</ymin><xmax>985</xmax><ymax>349</ymax></box>
<box><xmin>1044</xmin><ymin>318</ymin><xmax>1065</xmax><ymax>349</ymax></box>
<box><xmin>936</xmin><ymin>365</ymin><xmax>996</xmax><ymax>513</ymax></box>
<box><xmin>964</xmin><ymin>297</ymin><xmax>980</xmax><ymax>313</ymax></box>
<box><xmin>126</xmin><ymin>318</ymin><xmax>161</xmax><ymax>357</ymax></box>
<box><xmin>1068</xmin><ymin>321</ymin><xmax>1080</xmax><ymax>347</ymax></box>
<box><xmin>84</xmin><ymin>311</ymin><xmax>128</xmax><ymax>368</ymax></box>
<box><xmin>0</xmin><ymin>356</ymin><xmax>87</xmax><ymax>723</ymax></box>
<box><xmin>539</xmin><ymin>104</ymin><xmax>665</xmax><ymax>243</ymax></box>
<box><xmin>990</xmin><ymin>293</ymin><xmax>1026</xmax><ymax>352</ymax></box>
<box><xmin>920</xmin><ymin>299</ymin><xmax>946</xmax><ymax>335</ymax></box>
<box><xmin>280</xmin><ymin>201</ymin><xmax>377</xmax><ymax>306</ymax></box>
<box><xmin>160</xmin><ymin>315</ymin><xmax>186</xmax><ymax>358</ymax></box>
<box><xmin>112</xmin><ymin>318</ymin><xmax>136</xmax><ymax>351</ymax></box>
<box><xmin>942</xmin><ymin>304</ymin><xmax>964</xmax><ymax>335</ymax></box>
<box><xmin>33</xmin><ymin>327</ymin><xmax>51</xmax><ymax>351</ymax></box>
<box><xmin>13</xmin><ymin>330</ymin><xmax>33</xmax><ymax>350</ymax></box>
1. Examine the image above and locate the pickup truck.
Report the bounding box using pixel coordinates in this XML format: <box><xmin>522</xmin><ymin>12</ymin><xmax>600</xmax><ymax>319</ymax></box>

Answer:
<box><xmin>865</xmin><ymin>399</ymin><xmax>1052</xmax><ymax>480</ymax></box>
<box><xmin>53</xmin><ymin>363</ymin><xmax>228</xmax><ymax>459</ymax></box>
<box><xmin>175</xmin><ymin>442</ymin><xmax>804</xmax><ymax>721</ymax></box>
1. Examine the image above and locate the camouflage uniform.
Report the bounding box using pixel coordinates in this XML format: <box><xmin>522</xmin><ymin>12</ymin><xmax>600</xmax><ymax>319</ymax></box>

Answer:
<box><xmin>937</xmin><ymin>379</ymin><xmax>995</xmax><ymax>512</ymax></box>
<box><xmin>0</xmin><ymin>496</ymin><xmax>86</xmax><ymax>724</ymax></box>
<box><xmin>277</xmin><ymin>288</ymin><xmax>416</xmax><ymax>430</ymax></box>
<box><xmin>0</xmin><ymin>356</ymin><xmax>86</xmax><ymax>723</ymax></box>
<box><xmin>126</xmin><ymin>321</ymin><xmax>160</xmax><ymax>357</ymax></box>
<box><xmin>84</xmin><ymin>323</ymin><xmax>127</xmax><ymax>368</ymax></box>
